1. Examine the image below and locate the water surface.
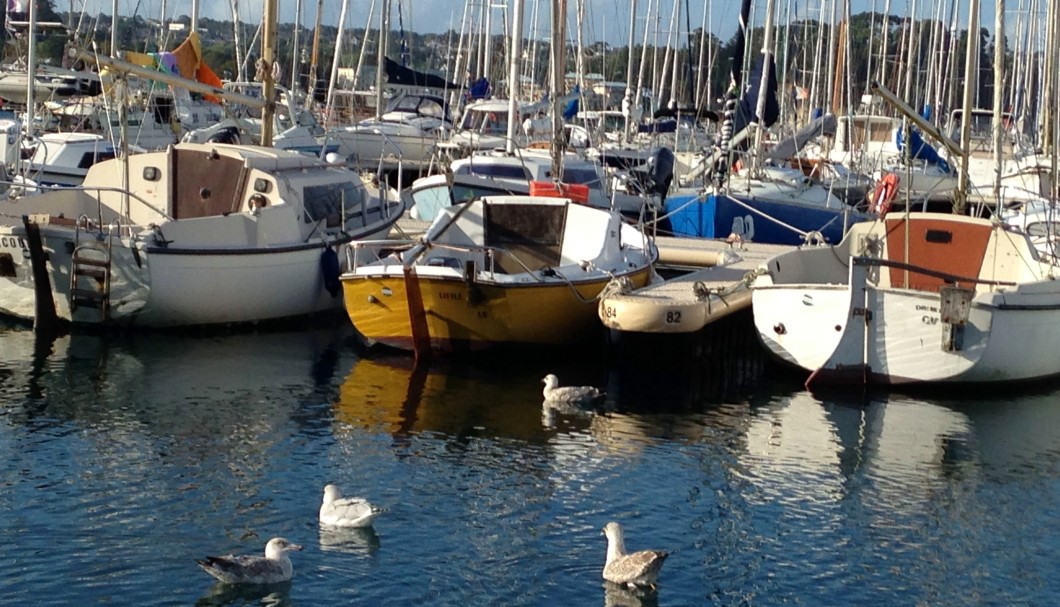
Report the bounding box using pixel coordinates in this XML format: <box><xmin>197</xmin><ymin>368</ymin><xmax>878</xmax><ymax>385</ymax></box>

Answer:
<box><xmin>2</xmin><ymin>317</ymin><xmax>1059</xmax><ymax>606</ymax></box>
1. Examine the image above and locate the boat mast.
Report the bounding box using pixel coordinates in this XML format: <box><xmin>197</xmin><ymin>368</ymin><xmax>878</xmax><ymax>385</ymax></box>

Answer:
<box><xmin>231</xmin><ymin>0</ymin><xmax>246</xmax><ymax>82</ymax></box>
<box><xmin>623</xmin><ymin>0</ymin><xmax>637</xmax><ymax>140</ymax></box>
<box><xmin>325</xmin><ymin>0</ymin><xmax>350</xmax><ymax>120</ymax></box>
<box><xmin>550</xmin><ymin>0</ymin><xmax>566</xmax><ymax>180</ymax></box>
<box><xmin>290</xmin><ymin>0</ymin><xmax>302</xmax><ymax>93</ymax></box>
<box><xmin>352</xmin><ymin>0</ymin><xmax>378</xmax><ymax>93</ymax></box>
<box><xmin>506</xmin><ymin>0</ymin><xmax>525</xmax><ymax>155</ymax></box>
<box><xmin>191</xmin><ymin>0</ymin><xmax>199</xmax><ymax>33</ymax></box>
<box><xmin>309</xmin><ymin>0</ymin><xmax>324</xmax><ymax>98</ymax></box>
<box><xmin>992</xmin><ymin>0</ymin><xmax>1005</xmax><ymax>200</ymax></box>
<box><xmin>261</xmin><ymin>0</ymin><xmax>278</xmax><ymax>146</ymax></box>
<box><xmin>25</xmin><ymin>0</ymin><xmax>35</xmax><ymax>140</ymax></box>
<box><xmin>955</xmin><ymin>0</ymin><xmax>979</xmax><ymax>215</ymax></box>
<box><xmin>109</xmin><ymin>0</ymin><xmax>118</xmax><ymax>56</ymax></box>
<box><xmin>375</xmin><ymin>0</ymin><xmax>391</xmax><ymax>121</ymax></box>
<box><xmin>751</xmin><ymin>0</ymin><xmax>777</xmax><ymax>170</ymax></box>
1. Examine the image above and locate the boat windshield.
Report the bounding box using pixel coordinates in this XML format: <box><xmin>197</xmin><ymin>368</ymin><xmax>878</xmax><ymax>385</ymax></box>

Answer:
<box><xmin>560</xmin><ymin>166</ymin><xmax>603</xmax><ymax>190</ymax></box>
<box><xmin>303</xmin><ymin>180</ymin><xmax>367</xmax><ymax>228</ymax></box>
<box><xmin>460</xmin><ymin>109</ymin><xmax>509</xmax><ymax>135</ymax></box>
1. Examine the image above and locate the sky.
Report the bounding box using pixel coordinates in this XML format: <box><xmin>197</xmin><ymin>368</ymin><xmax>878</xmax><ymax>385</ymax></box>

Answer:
<box><xmin>77</xmin><ymin>0</ymin><xmax>1015</xmax><ymax>47</ymax></box>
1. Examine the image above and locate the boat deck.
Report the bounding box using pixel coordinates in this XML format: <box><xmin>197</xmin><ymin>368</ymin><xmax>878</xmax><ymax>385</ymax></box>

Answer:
<box><xmin>600</xmin><ymin>237</ymin><xmax>795</xmax><ymax>334</ymax></box>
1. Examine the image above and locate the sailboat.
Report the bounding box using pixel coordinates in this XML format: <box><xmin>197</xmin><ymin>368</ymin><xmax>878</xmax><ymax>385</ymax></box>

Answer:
<box><xmin>750</xmin><ymin>0</ymin><xmax>1060</xmax><ymax>386</ymax></box>
<box><xmin>337</xmin><ymin>0</ymin><xmax>658</xmax><ymax>354</ymax></box>
<box><xmin>0</xmin><ymin>0</ymin><xmax>406</xmax><ymax>330</ymax></box>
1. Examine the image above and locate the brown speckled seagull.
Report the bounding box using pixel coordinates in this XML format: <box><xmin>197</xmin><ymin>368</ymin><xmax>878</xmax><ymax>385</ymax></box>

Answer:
<box><xmin>196</xmin><ymin>537</ymin><xmax>303</xmax><ymax>584</ymax></box>
<box><xmin>601</xmin><ymin>521</ymin><xmax>668</xmax><ymax>589</ymax></box>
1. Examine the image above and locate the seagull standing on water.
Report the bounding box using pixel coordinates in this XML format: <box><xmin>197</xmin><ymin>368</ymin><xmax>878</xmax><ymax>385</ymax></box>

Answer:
<box><xmin>541</xmin><ymin>374</ymin><xmax>605</xmax><ymax>405</ymax></box>
<box><xmin>319</xmin><ymin>484</ymin><xmax>385</xmax><ymax>528</ymax></box>
<box><xmin>196</xmin><ymin>537</ymin><xmax>303</xmax><ymax>584</ymax></box>
<box><xmin>601</xmin><ymin>521</ymin><xmax>668</xmax><ymax>589</ymax></box>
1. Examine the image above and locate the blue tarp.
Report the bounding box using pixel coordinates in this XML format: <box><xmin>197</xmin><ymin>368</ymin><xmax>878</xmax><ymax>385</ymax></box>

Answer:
<box><xmin>896</xmin><ymin>127</ymin><xmax>953</xmax><ymax>174</ymax></box>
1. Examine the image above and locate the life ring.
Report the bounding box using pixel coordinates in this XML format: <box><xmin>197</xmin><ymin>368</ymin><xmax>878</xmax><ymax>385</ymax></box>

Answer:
<box><xmin>871</xmin><ymin>173</ymin><xmax>900</xmax><ymax>216</ymax></box>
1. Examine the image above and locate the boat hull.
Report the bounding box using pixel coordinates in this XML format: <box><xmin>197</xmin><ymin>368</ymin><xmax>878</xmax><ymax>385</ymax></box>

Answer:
<box><xmin>343</xmin><ymin>268</ymin><xmax>654</xmax><ymax>351</ymax></box>
<box><xmin>0</xmin><ymin>225</ymin><xmax>349</xmax><ymax>327</ymax></box>
<box><xmin>754</xmin><ymin>259</ymin><xmax>1060</xmax><ymax>385</ymax></box>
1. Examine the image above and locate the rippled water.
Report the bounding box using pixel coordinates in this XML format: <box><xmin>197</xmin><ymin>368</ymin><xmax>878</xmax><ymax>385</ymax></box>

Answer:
<box><xmin>3</xmin><ymin>314</ymin><xmax>1060</xmax><ymax>606</ymax></box>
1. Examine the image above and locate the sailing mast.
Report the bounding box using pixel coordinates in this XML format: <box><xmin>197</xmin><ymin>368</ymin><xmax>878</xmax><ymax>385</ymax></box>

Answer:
<box><xmin>308</xmin><ymin>0</ymin><xmax>324</xmax><ymax>98</ymax></box>
<box><xmin>260</xmin><ymin>0</ymin><xmax>278</xmax><ymax>146</ymax></box>
<box><xmin>506</xmin><ymin>0</ymin><xmax>525</xmax><ymax>155</ymax></box>
<box><xmin>290</xmin><ymin>0</ymin><xmax>302</xmax><ymax>93</ymax></box>
<box><xmin>375</xmin><ymin>0</ymin><xmax>391</xmax><ymax>121</ymax></box>
<box><xmin>955</xmin><ymin>0</ymin><xmax>980</xmax><ymax>215</ymax></box>
<box><xmin>550</xmin><ymin>0</ymin><xmax>567</xmax><ymax>180</ymax></box>
<box><xmin>25</xmin><ymin>0</ymin><xmax>36</xmax><ymax>140</ymax></box>
<box><xmin>992</xmin><ymin>0</ymin><xmax>1005</xmax><ymax>200</ymax></box>
<box><xmin>325</xmin><ymin>0</ymin><xmax>350</xmax><ymax>120</ymax></box>
<box><xmin>623</xmin><ymin>0</ymin><xmax>637</xmax><ymax>141</ymax></box>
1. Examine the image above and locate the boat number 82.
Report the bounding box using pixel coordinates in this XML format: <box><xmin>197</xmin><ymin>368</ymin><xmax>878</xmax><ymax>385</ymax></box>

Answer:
<box><xmin>666</xmin><ymin>310</ymin><xmax>682</xmax><ymax>323</ymax></box>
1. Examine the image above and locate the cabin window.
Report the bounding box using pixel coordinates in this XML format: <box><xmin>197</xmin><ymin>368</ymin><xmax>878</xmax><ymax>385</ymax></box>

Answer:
<box><xmin>925</xmin><ymin>230</ymin><xmax>953</xmax><ymax>244</ymax></box>
<box><xmin>303</xmin><ymin>181</ymin><xmax>366</xmax><ymax>228</ymax></box>
<box><xmin>77</xmin><ymin>150</ymin><xmax>116</xmax><ymax>169</ymax></box>
<box><xmin>143</xmin><ymin>166</ymin><xmax>160</xmax><ymax>181</ymax></box>
<box><xmin>411</xmin><ymin>186</ymin><xmax>451</xmax><ymax>222</ymax></box>
<box><xmin>455</xmin><ymin>164</ymin><xmax>531</xmax><ymax>180</ymax></box>
<box><xmin>254</xmin><ymin>178</ymin><xmax>271</xmax><ymax>193</ymax></box>
<box><xmin>560</xmin><ymin>167</ymin><xmax>602</xmax><ymax>190</ymax></box>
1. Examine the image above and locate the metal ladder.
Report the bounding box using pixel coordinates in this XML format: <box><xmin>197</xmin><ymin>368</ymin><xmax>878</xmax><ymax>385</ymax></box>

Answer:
<box><xmin>68</xmin><ymin>215</ymin><xmax>113</xmax><ymax>321</ymax></box>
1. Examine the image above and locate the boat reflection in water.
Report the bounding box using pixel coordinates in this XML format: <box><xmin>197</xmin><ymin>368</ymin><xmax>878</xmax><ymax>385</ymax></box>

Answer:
<box><xmin>1</xmin><ymin>322</ymin><xmax>353</xmax><ymax>435</ymax></box>
<box><xmin>333</xmin><ymin>355</ymin><xmax>550</xmax><ymax>442</ymax></box>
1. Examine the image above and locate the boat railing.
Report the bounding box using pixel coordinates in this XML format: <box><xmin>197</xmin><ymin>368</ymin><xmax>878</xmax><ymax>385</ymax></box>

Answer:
<box><xmin>0</xmin><ymin>179</ymin><xmax>172</xmax><ymax>229</ymax></box>
<box><xmin>852</xmin><ymin>255</ymin><xmax>1017</xmax><ymax>289</ymax></box>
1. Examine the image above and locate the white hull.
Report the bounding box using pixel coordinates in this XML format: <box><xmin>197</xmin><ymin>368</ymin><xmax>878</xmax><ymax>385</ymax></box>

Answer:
<box><xmin>0</xmin><ymin>228</ymin><xmax>366</xmax><ymax>327</ymax></box>
<box><xmin>329</xmin><ymin>128</ymin><xmax>438</xmax><ymax>166</ymax></box>
<box><xmin>0</xmin><ymin>142</ymin><xmax>404</xmax><ymax>328</ymax></box>
<box><xmin>752</xmin><ymin>213</ymin><xmax>1060</xmax><ymax>385</ymax></box>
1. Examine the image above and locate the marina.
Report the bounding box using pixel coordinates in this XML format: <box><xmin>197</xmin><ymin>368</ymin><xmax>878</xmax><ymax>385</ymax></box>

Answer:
<box><xmin>4</xmin><ymin>0</ymin><xmax>1060</xmax><ymax>603</ymax></box>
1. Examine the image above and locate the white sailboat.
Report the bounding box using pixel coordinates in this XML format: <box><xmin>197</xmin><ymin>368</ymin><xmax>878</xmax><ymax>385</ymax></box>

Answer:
<box><xmin>0</xmin><ymin>142</ymin><xmax>404</xmax><ymax>328</ymax></box>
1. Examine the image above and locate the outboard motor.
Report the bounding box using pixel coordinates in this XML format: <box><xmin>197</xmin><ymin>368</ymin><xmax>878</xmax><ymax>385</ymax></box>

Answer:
<box><xmin>646</xmin><ymin>146</ymin><xmax>675</xmax><ymax>202</ymax></box>
<box><xmin>206</xmin><ymin>126</ymin><xmax>241</xmax><ymax>145</ymax></box>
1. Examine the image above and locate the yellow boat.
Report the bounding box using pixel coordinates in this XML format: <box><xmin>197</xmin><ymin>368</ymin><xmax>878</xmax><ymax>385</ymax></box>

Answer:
<box><xmin>340</xmin><ymin>194</ymin><xmax>658</xmax><ymax>352</ymax></box>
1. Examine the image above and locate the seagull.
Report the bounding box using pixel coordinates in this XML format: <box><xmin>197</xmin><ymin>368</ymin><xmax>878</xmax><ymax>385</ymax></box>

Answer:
<box><xmin>196</xmin><ymin>537</ymin><xmax>303</xmax><ymax>585</ymax></box>
<box><xmin>319</xmin><ymin>484</ymin><xmax>385</xmax><ymax>528</ymax></box>
<box><xmin>601</xmin><ymin>521</ymin><xmax>668</xmax><ymax>589</ymax></box>
<box><xmin>541</xmin><ymin>374</ymin><xmax>605</xmax><ymax>405</ymax></box>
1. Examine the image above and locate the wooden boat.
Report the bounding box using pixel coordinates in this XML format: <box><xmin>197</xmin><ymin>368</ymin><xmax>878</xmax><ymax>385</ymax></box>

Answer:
<box><xmin>340</xmin><ymin>193</ymin><xmax>658</xmax><ymax>352</ymax></box>
<box><xmin>0</xmin><ymin>142</ymin><xmax>403</xmax><ymax>328</ymax></box>
<box><xmin>751</xmin><ymin>212</ymin><xmax>1060</xmax><ymax>385</ymax></box>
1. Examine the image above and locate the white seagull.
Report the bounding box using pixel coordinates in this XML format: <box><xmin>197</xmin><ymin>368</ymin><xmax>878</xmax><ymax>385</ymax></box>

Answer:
<box><xmin>541</xmin><ymin>374</ymin><xmax>605</xmax><ymax>405</ymax></box>
<box><xmin>319</xmin><ymin>484</ymin><xmax>385</xmax><ymax>528</ymax></box>
<box><xmin>196</xmin><ymin>537</ymin><xmax>303</xmax><ymax>585</ymax></box>
<box><xmin>601</xmin><ymin>521</ymin><xmax>669</xmax><ymax>589</ymax></box>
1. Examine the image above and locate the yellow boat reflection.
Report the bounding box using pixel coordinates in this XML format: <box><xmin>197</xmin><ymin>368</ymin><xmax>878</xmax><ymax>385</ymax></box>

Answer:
<box><xmin>334</xmin><ymin>357</ymin><xmax>548</xmax><ymax>441</ymax></box>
